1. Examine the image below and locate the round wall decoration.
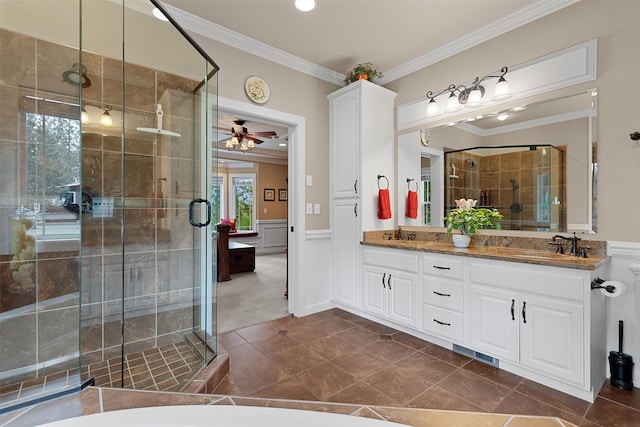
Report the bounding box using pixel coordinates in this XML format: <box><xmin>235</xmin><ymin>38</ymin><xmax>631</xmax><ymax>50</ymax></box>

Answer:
<box><xmin>245</xmin><ymin>76</ymin><xmax>270</xmax><ymax>104</ymax></box>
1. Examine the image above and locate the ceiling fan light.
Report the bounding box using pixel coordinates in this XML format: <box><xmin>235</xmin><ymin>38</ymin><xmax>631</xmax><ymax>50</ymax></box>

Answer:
<box><xmin>466</xmin><ymin>88</ymin><xmax>483</xmax><ymax>108</ymax></box>
<box><xmin>225</xmin><ymin>140</ymin><xmax>234</xmax><ymax>148</ymax></box>
<box><xmin>295</xmin><ymin>0</ymin><xmax>315</xmax><ymax>12</ymax></box>
<box><xmin>426</xmin><ymin>98</ymin><xmax>440</xmax><ymax>117</ymax></box>
<box><xmin>493</xmin><ymin>77</ymin><xmax>512</xmax><ymax>100</ymax></box>
<box><xmin>247</xmin><ymin>139</ymin><xmax>255</xmax><ymax>148</ymax></box>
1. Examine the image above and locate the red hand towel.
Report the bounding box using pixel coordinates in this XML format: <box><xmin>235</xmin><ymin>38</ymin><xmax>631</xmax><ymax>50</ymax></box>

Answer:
<box><xmin>378</xmin><ymin>188</ymin><xmax>392</xmax><ymax>220</ymax></box>
<box><xmin>406</xmin><ymin>190</ymin><xmax>418</xmax><ymax>219</ymax></box>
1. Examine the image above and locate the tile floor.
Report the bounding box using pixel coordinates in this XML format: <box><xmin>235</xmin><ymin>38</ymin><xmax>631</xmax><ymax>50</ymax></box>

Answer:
<box><xmin>0</xmin><ymin>340</ymin><xmax>204</xmax><ymax>411</ymax></box>
<box><xmin>215</xmin><ymin>308</ymin><xmax>640</xmax><ymax>427</ymax></box>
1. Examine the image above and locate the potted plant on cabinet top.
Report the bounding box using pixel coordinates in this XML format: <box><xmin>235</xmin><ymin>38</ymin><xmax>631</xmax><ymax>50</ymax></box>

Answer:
<box><xmin>444</xmin><ymin>198</ymin><xmax>503</xmax><ymax>248</ymax></box>
<box><xmin>345</xmin><ymin>62</ymin><xmax>383</xmax><ymax>84</ymax></box>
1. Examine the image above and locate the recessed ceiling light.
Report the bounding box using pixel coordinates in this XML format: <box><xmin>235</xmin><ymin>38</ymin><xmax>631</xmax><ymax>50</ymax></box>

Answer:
<box><xmin>279</xmin><ymin>143</ymin><xmax>287</xmax><ymax>147</ymax></box>
<box><xmin>496</xmin><ymin>113</ymin><xmax>510</xmax><ymax>121</ymax></box>
<box><xmin>295</xmin><ymin>0</ymin><xmax>316</xmax><ymax>12</ymax></box>
<box><xmin>512</xmin><ymin>105</ymin><xmax>527</xmax><ymax>112</ymax></box>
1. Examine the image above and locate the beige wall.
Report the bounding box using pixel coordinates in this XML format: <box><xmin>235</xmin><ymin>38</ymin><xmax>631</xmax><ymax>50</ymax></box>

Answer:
<box><xmin>386</xmin><ymin>0</ymin><xmax>640</xmax><ymax>242</ymax></box>
<box><xmin>257</xmin><ymin>163</ymin><xmax>288</xmax><ymax>220</ymax></box>
<box><xmin>189</xmin><ymin>34</ymin><xmax>337</xmax><ymax>230</ymax></box>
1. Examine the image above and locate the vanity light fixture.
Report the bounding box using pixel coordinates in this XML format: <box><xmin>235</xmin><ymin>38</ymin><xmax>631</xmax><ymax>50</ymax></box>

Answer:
<box><xmin>425</xmin><ymin>66</ymin><xmax>512</xmax><ymax>117</ymax></box>
<box><xmin>295</xmin><ymin>0</ymin><xmax>316</xmax><ymax>12</ymax></box>
<box><xmin>100</xmin><ymin>106</ymin><xmax>113</xmax><ymax>127</ymax></box>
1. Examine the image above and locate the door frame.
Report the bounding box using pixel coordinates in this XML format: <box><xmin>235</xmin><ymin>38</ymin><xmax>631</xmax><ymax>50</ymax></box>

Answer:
<box><xmin>217</xmin><ymin>96</ymin><xmax>305</xmax><ymax>316</ymax></box>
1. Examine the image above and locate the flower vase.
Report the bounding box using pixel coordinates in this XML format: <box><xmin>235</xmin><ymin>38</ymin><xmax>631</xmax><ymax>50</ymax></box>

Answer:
<box><xmin>452</xmin><ymin>234</ymin><xmax>471</xmax><ymax>248</ymax></box>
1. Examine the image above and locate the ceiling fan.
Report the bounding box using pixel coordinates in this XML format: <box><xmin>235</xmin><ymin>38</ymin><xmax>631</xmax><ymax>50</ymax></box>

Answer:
<box><xmin>217</xmin><ymin>119</ymin><xmax>278</xmax><ymax>151</ymax></box>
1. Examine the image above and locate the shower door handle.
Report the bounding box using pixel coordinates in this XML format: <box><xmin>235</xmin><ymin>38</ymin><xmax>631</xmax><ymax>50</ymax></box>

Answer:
<box><xmin>189</xmin><ymin>198</ymin><xmax>211</xmax><ymax>228</ymax></box>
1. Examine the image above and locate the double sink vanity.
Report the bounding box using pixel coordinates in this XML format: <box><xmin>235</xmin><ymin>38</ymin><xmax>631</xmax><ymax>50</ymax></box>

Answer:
<box><xmin>351</xmin><ymin>228</ymin><xmax>610</xmax><ymax>403</ymax></box>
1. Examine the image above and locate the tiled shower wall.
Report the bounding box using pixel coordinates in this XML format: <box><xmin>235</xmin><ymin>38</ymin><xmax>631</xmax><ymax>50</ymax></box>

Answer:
<box><xmin>0</xmin><ymin>28</ymin><xmax>205</xmax><ymax>383</ymax></box>
<box><xmin>446</xmin><ymin>148</ymin><xmax>566</xmax><ymax>231</ymax></box>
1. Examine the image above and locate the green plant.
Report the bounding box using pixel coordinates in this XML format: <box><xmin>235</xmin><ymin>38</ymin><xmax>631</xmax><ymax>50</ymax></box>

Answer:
<box><xmin>444</xmin><ymin>198</ymin><xmax>503</xmax><ymax>237</ymax></box>
<box><xmin>345</xmin><ymin>62</ymin><xmax>383</xmax><ymax>84</ymax></box>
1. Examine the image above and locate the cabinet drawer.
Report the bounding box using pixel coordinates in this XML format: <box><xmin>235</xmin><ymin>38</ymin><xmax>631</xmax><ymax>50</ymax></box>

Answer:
<box><xmin>363</xmin><ymin>247</ymin><xmax>418</xmax><ymax>273</ymax></box>
<box><xmin>424</xmin><ymin>279</ymin><xmax>463</xmax><ymax>312</ymax></box>
<box><xmin>423</xmin><ymin>255</ymin><xmax>464</xmax><ymax>280</ymax></box>
<box><xmin>423</xmin><ymin>304</ymin><xmax>463</xmax><ymax>342</ymax></box>
<box><xmin>470</xmin><ymin>262</ymin><xmax>584</xmax><ymax>302</ymax></box>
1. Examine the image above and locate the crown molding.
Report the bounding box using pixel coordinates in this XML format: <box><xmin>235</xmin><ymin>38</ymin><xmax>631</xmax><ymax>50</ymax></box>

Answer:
<box><xmin>378</xmin><ymin>0</ymin><xmax>580</xmax><ymax>85</ymax></box>
<box><xmin>122</xmin><ymin>0</ymin><xmax>577</xmax><ymax>86</ymax></box>
<box><xmin>162</xmin><ymin>4</ymin><xmax>345</xmax><ymax>86</ymax></box>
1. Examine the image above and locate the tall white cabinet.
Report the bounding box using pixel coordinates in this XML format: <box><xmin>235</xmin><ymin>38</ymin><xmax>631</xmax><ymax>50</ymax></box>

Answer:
<box><xmin>328</xmin><ymin>80</ymin><xmax>396</xmax><ymax>308</ymax></box>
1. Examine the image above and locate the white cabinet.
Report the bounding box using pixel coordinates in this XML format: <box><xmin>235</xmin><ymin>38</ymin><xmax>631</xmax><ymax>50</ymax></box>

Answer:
<box><xmin>422</xmin><ymin>255</ymin><xmax>465</xmax><ymax>343</ymax></box>
<box><xmin>468</xmin><ymin>260</ymin><xmax>597</xmax><ymax>390</ymax></box>
<box><xmin>328</xmin><ymin>80</ymin><xmax>396</xmax><ymax>309</ymax></box>
<box><xmin>331</xmin><ymin>199</ymin><xmax>361</xmax><ymax>308</ymax></box>
<box><xmin>362</xmin><ymin>247</ymin><xmax>419</xmax><ymax>328</ymax></box>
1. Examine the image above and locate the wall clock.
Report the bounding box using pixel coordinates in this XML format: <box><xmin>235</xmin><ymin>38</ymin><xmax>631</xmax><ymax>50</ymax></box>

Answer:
<box><xmin>245</xmin><ymin>76</ymin><xmax>270</xmax><ymax>104</ymax></box>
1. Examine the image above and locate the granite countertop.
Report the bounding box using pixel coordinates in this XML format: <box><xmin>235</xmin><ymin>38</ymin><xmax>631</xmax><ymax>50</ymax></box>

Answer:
<box><xmin>361</xmin><ymin>238</ymin><xmax>608</xmax><ymax>271</ymax></box>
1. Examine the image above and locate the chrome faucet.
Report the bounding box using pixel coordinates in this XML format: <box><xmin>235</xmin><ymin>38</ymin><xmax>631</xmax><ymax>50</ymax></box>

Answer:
<box><xmin>552</xmin><ymin>232</ymin><xmax>581</xmax><ymax>257</ymax></box>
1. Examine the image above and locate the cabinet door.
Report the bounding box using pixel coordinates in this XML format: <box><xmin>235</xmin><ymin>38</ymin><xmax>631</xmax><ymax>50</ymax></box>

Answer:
<box><xmin>332</xmin><ymin>199</ymin><xmax>361</xmax><ymax>307</ymax></box>
<box><xmin>387</xmin><ymin>269</ymin><xmax>418</xmax><ymax>327</ymax></box>
<box><xmin>330</xmin><ymin>91</ymin><xmax>360</xmax><ymax>198</ymax></box>
<box><xmin>520</xmin><ymin>294</ymin><xmax>584</xmax><ymax>385</ymax></box>
<box><xmin>362</xmin><ymin>264</ymin><xmax>387</xmax><ymax>318</ymax></box>
<box><xmin>468</xmin><ymin>284</ymin><xmax>519</xmax><ymax>362</ymax></box>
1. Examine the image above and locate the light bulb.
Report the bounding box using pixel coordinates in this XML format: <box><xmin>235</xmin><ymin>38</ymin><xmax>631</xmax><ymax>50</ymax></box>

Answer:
<box><xmin>100</xmin><ymin>108</ymin><xmax>113</xmax><ymax>127</ymax></box>
<box><xmin>295</xmin><ymin>0</ymin><xmax>315</xmax><ymax>12</ymax></box>
<box><xmin>81</xmin><ymin>106</ymin><xmax>89</xmax><ymax>124</ymax></box>
<box><xmin>466</xmin><ymin>88</ymin><xmax>483</xmax><ymax>108</ymax></box>
<box><xmin>493</xmin><ymin>77</ymin><xmax>512</xmax><ymax>100</ymax></box>
<box><xmin>446</xmin><ymin>93</ymin><xmax>461</xmax><ymax>112</ymax></box>
<box><xmin>426</xmin><ymin>98</ymin><xmax>440</xmax><ymax>117</ymax></box>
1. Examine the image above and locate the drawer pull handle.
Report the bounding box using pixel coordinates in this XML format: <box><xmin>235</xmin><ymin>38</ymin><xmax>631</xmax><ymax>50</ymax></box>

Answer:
<box><xmin>522</xmin><ymin>301</ymin><xmax>527</xmax><ymax>324</ymax></box>
<box><xmin>387</xmin><ymin>274</ymin><xmax>392</xmax><ymax>289</ymax></box>
<box><xmin>511</xmin><ymin>299</ymin><xmax>515</xmax><ymax>320</ymax></box>
<box><xmin>433</xmin><ymin>265</ymin><xmax>451</xmax><ymax>270</ymax></box>
<box><xmin>433</xmin><ymin>319</ymin><xmax>451</xmax><ymax>326</ymax></box>
<box><xmin>354</xmin><ymin>203</ymin><xmax>358</xmax><ymax>217</ymax></box>
<box><xmin>382</xmin><ymin>273</ymin><xmax>386</xmax><ymax>288</ymax></box>
<box><xmin>433</xmin><ymin>291</ymin><xmax>451</xmax><ymax>297</ymax></box>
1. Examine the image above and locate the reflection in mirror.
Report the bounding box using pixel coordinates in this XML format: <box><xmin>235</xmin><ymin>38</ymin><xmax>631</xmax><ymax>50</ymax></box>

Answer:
<box><xmin>445</xmin><ymin>145</ymin><xmax>564</xmax><ymax>232</ymax></box>
<box><xmin>430</xmin><ymin>88</ymin><xmax>597</xmax><ymax>233</ymax></box>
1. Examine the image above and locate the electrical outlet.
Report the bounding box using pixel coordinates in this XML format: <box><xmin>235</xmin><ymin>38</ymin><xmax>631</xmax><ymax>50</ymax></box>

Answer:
<box><xmin>306</xmin><ymin>203</ymin><xmax>313</xmax><ymax>214</ymax></box>
<box><xmin>306</xmin><ymin>175</ymin><xmax>313</xmax><ymax>186</ymax></box>
<box><xmin>263</xmin><ymin>208</ymin><xmax>267</xmax><ymax>213</ymax></box>
<box><xmin>314</xmin><ymin>203</ymin><xmax>320</xmax><ymax>215</ymax></box>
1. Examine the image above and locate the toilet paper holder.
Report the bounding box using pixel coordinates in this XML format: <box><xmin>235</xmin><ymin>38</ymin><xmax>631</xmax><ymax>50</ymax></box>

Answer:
<box><xmin>591</xmin><ymin>277</ymin><xmax>617</xmax><ymax>293</ymax></box>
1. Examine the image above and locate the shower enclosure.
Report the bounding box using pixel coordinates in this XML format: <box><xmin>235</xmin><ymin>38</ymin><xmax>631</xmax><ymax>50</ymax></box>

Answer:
<box><xmin>0</xmin><ymin>0</ymin><xmax>219</xmax><ymax>412</ymax></box>
<box><xmin>445</xmin><ymin>145</ymin><xmax>565</xmax><ymax>231</ymax></box>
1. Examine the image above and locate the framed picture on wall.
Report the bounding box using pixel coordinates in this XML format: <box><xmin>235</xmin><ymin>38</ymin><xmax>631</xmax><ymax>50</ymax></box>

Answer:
<box><xmin>279</xmin><ymin>189</ymin><xmax>288</xmax><ymax>201</ymax></box>
<box><xmin>264</xmin><ymin>188</ymin><xmax>275</xmax><ymax>201</ymax></box>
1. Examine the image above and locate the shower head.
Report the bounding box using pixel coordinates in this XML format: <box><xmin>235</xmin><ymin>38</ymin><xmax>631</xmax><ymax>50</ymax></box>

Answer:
<box><xmin>136</xmin><ymin>104</ymin><xmax>181</xmax><ymax>137</ymax></box>
<box><xmin>465</xmin><ymin>158</ymin><xmax>479</xmax><ymax>168</ymax></box>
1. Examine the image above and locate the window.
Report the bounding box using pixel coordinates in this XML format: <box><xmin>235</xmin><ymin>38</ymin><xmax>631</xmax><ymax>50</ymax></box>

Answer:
<box><xmin>211</xmin><ymin>174</ymin><xmax>225</xmax><ymax>224</ymax></box>
<box><xmin>229</xmin><ymin>174</ymin><xmax>256</xmax><ymax>231</ymax></box>
<box><xmin>421</xmin><ymin>167</ymin><xmax>432</xmax><ymax>226</ymax></box>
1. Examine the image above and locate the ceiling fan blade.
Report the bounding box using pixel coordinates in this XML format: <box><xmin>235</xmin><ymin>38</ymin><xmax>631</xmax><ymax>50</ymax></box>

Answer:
<box><xmin>249</xmin><ymin>131</ymin><xmax>278</xmax><ymax>137</ymax></box>
<box><xmin>251</xmin><ymin>138</ymin><xmax>264</xmax><ymax>144</ymax></box>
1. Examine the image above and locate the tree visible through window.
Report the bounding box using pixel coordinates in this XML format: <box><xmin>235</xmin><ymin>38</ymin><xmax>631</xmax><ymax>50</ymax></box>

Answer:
<box><xmin>230</xmin><ymin>175</ymin><xmax>255</xmax><ymax>231</ymax></box>
<box><xmin>211</xmin><ymin>175</ymin><xmax>224</xmax><ymax>225</ymax></box>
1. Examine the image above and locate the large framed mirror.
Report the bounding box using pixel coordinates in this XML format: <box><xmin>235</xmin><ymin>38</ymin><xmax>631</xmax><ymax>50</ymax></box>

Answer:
<box><xmin>415</xmin><ymin>87</ymin><xmax>597</xmax><ymax>234</ymax></box>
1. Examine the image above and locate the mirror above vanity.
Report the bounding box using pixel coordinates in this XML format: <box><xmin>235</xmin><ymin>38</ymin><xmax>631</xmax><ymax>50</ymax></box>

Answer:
<box><xmin>438</xmin><ymin>88</ymin><xmax>597</xmax><ymax>233</ymax></box>
<box><xmin>396</xmin><ymin>40</ymin><xmax>598</xmax><ymax>235</ymax></box>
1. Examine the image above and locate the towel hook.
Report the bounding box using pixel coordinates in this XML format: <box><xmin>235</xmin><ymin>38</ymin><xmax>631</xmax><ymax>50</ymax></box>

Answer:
<box><xmin>406</xmin><ymin>178</ymin><xmax>418</xmax><ymax>192</ymax></box>
<box><xmin>377</xmin><ymin>174</ymin><xmax>389</xmax><ymax>190</ymax></box>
